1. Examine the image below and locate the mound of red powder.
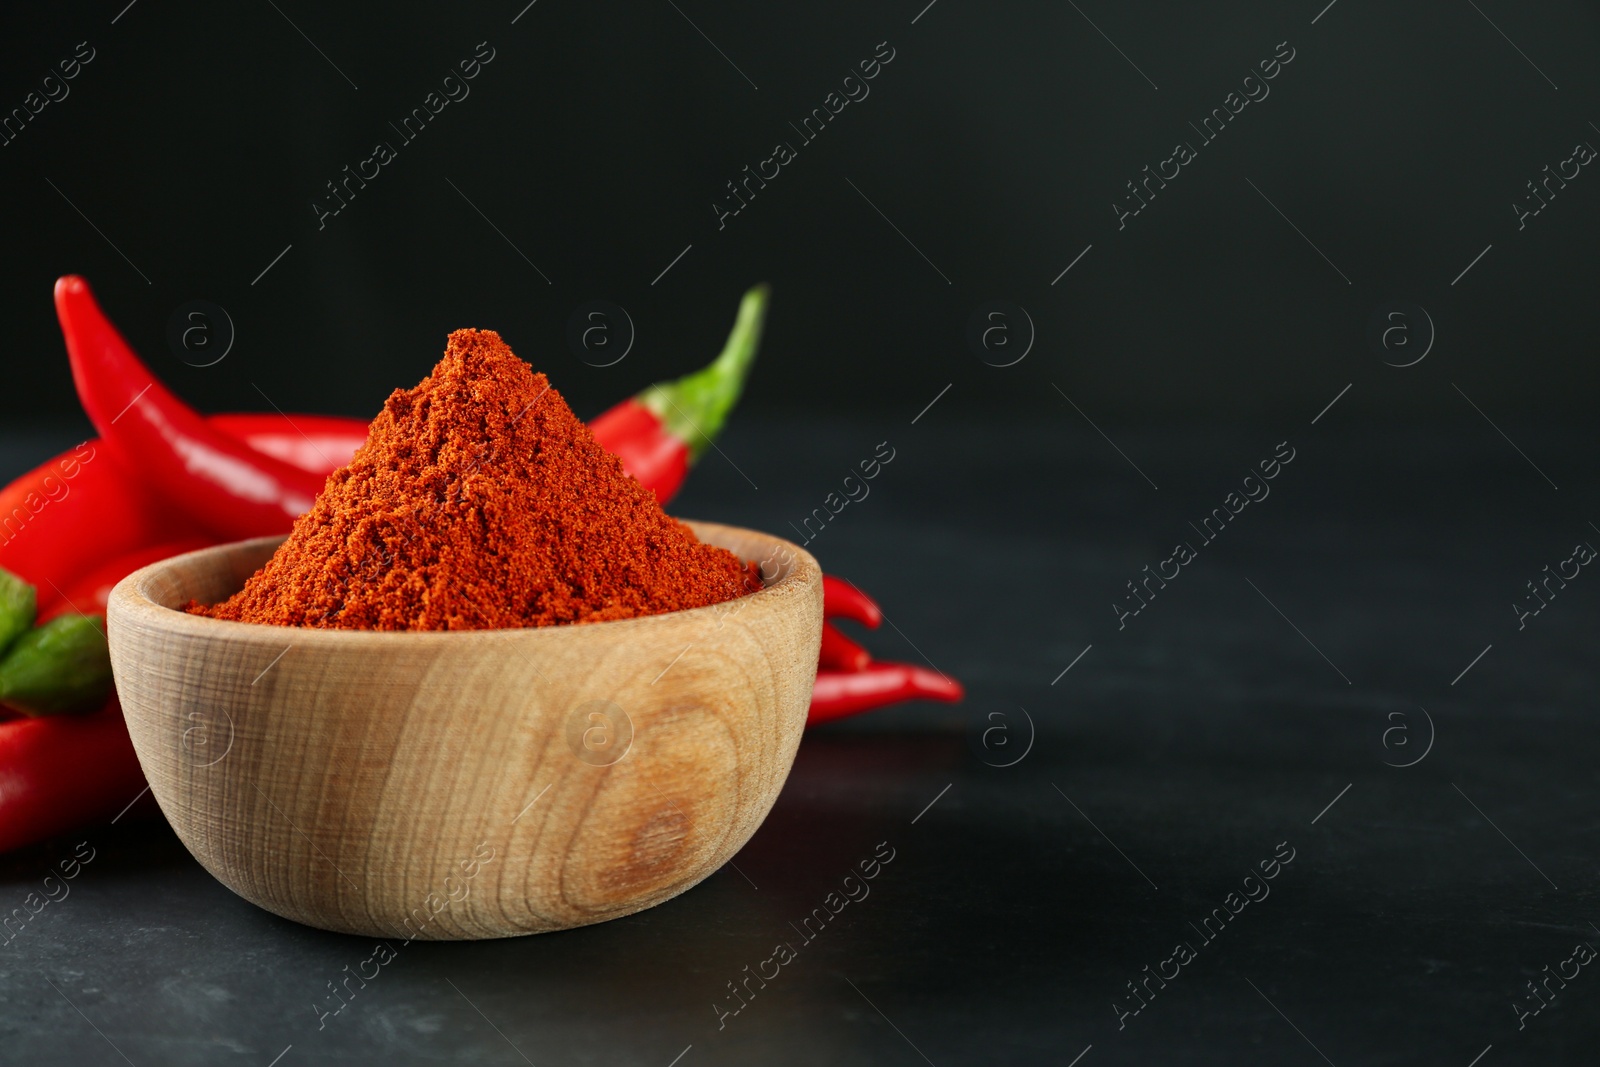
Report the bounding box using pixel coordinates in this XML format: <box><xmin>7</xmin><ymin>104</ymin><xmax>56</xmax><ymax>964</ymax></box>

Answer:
<box><xmin>195</xmin><ymin>329</ymin><xmax>757</xmax><ymax>630</ymax></box>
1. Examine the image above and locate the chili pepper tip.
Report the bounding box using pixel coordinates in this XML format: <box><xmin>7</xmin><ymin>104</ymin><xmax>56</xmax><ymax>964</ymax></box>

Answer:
<box><xmin>822</xmin><ymin>575</ymin><xmax>883</xmax><ymax>629</ymax></box>
<box><xmin>818</xmin><ymin>620</ymin><xmax>872</xmax><ymax>672</ymax></box>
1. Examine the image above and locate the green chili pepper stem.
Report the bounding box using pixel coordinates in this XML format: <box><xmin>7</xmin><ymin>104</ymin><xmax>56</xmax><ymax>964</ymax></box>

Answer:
<box><xmin>0</xmin><ymin>566</ymin><xmax>38</xmax><ymax>658</ymax></box>
<box><xmin>638</xmin><ymin>283</ymin><xmax>770</xmax><ymax>462</ymax></box>
<box><xmin>0</xmin><ymin>613</ymin><xmax>113</xmax><ymax>717</ymax></box>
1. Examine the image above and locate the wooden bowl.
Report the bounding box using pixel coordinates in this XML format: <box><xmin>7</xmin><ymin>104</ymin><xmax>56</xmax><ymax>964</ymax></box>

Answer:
<box><xmin>106</xmin><ymin>522</ymin><xmax>821</xmax><ymax>940</ymax></box>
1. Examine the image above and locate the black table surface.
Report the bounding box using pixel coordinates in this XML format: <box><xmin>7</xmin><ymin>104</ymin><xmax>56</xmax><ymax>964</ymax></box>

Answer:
<box><xmin>3</xmin><ymin>413</ymin><xmax>1597</xmax><ymax>1066</ymax></box>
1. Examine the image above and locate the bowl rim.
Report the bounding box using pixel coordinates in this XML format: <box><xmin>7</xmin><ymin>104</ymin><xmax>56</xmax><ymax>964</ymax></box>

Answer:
<box><xmin>107</xmin><ymin>519</ymin><xmax>820</xmax><ymax>647</ymax></box>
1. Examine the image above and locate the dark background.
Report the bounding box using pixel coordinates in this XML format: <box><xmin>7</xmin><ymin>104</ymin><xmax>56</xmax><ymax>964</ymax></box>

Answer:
<box><xmin>2</xmin><ymin>0</ymin><xmax>1597</xmax><ymax>425</ymax></box>
<box><xmin>6</xmin><ymin>2</ymin><xmax>1600</xmax><ymax>1065</ymax></box>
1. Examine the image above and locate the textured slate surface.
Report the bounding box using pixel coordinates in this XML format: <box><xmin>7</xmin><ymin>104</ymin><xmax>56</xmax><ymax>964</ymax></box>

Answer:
<box><xmin>2</xmin><ymin>414</ymin><xmax>1597</xmax><ymax>1065</ymax></box>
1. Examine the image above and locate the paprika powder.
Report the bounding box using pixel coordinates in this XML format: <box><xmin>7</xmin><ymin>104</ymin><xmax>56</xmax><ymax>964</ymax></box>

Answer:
<box><xmin>196</xmin><ymin>329</ymin><xmax>758</xmax><ymax>630</ymax></box>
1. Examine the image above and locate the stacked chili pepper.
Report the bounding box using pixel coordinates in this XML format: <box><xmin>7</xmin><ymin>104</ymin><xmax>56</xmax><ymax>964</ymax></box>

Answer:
<box><xmin>0</xmin><ymin>277</ymin><xmax>962</xmax><ymax>855</ymax></box>
<box><xmin>0</xmin><ymin>574</ymin><xmax>113</xmax><ymax>717</ymax></box>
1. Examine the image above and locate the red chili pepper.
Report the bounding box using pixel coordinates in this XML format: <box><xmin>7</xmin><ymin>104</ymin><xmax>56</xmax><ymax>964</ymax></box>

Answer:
<box><xmin>818</xmin><ymin>621</ymin><xmax>871</xmax><ymax>672</ymax></box>
<box><xmin>821</xmin><ymin>575</ymin><xmax>883</xmax><ymax>629</ymax></box>
<box><xmin>1</xmin><ymin>278</ymin><xmax>954</xmax><ymax>858</ymax></box>
<box><xmin>0</xmin><ymin>440</ymin><xmax>191</xmax><ymax>601</ymax></box>
<box><xmin>206</xmin><ymin>413</ymin><xmax>367</xmax><ymax>476</ymax></box>
<box><xmin>0</xmin><ymin>697</ymin><xmax>148</xmax><ymax>854</ymax></box>
<box><xmin>588</xmin><ymin>284</ymin><xmax>768</xmax><ymax>503</ymax></box>
<box><xmin>56</xmin><ymin>276</ymin><xmax>767</xmax><ymax>518</ymax></box>
<box><xmin>807</xmin><ymin>662</ymin><xmax>965</xmax><ymax>726</ymax></box>
<box><xmin>207</xmin><ymin>406</ymin><xmax>727</xmax><ymax>503</ymax></box>
<box><xmin>206</xmin><ymin>404</ymin><xmax>730</xmax><ymax>504</ymax></box>
<box><xmin>209</xmin><ymin>286</ymin><xmax>771</xmax><ymax>504</ymax></box>
<box><xmin>55</xmin><ymin>276</ymin><xmax>324</xmax><ymax>540</ymax></box>
<box><xmin>36</xmin><ymin>539</ymin><xmax>212</xmax><ymax>623</ymax></box>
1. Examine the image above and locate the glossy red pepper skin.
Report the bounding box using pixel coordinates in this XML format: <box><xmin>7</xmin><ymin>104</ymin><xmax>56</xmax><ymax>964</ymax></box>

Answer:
<box><xmin>807</xmin><ymin>662</ymin><xmax>964</xmax><ymax>726</ymax></box>
<box><xmin>587</xmin><ymin>283</ymin><xmax>769</xmax><ymax>503</ymax></box>
<box><xmin>587</xmin><ymin>399</ymin><xmax>691</xmax><ymax>504</ymax></box>
<box><xmin>206</xmin><ymin>413</ymin><xmax>368</xmax><ymax>476</ymax></box>
<box><xmin>37</xmin><ymin>538</ymin><xmax>212</xmax><ymax>622</ymax></box>
<box><xmin>822</xmin><ymin>575</ymin><xmax>883</xmax><ymax>629</ymax></box>
<box><xmin>55</xmin><ymin>276</ymin><xmax>324</xmax><ymax>540</ymax></box>
<box><xmin>0</xmin><ymin>440</ymin><xmax>191</xmax><ymax>600</ymax></box>
<box><xmin>818</xmin><ymin>621</ymin><xmax>871</xmax><ymax>672</ymax></box>
<box><xmin>53</xmin><ymin>275</ymin><xmax>763</xmax><ymax>516</ymax></box>
<box><xmin>0</xmin><ymin>698</ymin><xmax>147</xmax><ymax>854</ymax></box>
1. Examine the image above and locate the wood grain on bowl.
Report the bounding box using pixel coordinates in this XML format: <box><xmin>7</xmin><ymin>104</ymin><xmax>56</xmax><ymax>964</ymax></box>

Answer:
<box><xmin>106</xmin><ymin>522</ymin><xmax>821</xmax><ymax>939</ymax></box>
